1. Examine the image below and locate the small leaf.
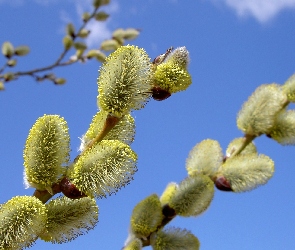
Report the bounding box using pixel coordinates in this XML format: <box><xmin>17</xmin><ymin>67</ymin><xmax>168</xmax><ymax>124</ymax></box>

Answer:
<box><xmin>100</xmin><ymin>39</ymin><xmax>120</xmax><ymax>51</ymax></box>
<box><xmin>78</xmin><ymin>29</ymin><xmax>90</xmax><ymax>38</ymax></box>
<box><xmin>14</xmin><ymin>45</ymin><xmax>30</xmax><ymax>56</ymax></box>
<box><xmin>95</xmin><ymin>11</ymin><xmax>109</xmax><ymax>21</ymax></box>
<box><xmin>54</xmin><ymin>78</ymin><xmax>66</xmax><ymax>85</ymax></box>
<box><xmin>62</xmin><ymin>35</ymin><xmax>73</xmax><ymax>50</ymax></box>
<box><xmin>74</xmin><ymin>41</ymin><xmax>87</xmax><ymax>51</ymax></box>
<box><xmin>66</xmin><ymin>23</ymin><xmax>75</xmax><ymax>37</ymax></box>
<box><xmin>123</xmin><ymin>28</ymin><xmax>140</xmax><ymax>40</ymax></box>
<box><xmin>7</xmin><ymin>59</ymin><xmax>17</xmax><ymax>67</ymax></box>
<box><xmin>1</xmin><ymin>41</ymin><xmax>14</xmax><ymax>58</ymax></box>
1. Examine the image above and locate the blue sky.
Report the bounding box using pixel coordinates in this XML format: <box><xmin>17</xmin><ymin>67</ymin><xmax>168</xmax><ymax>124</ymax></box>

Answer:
<box><xmin>1</xmin><ymin>0</ymin><xmax>295</xmax><ymax>249</ymax></box>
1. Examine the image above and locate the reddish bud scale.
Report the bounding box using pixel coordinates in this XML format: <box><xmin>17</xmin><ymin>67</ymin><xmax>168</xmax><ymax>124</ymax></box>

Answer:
<box><xmin>152</xmin><ymin>86</ymin><xmax>171</xmax><ymax>101</ymax></box>
<box><xmin>60</xmin><ymin>177</ymin><xmax>87</xmax><ymax>199</ymax></box>
<box><xmin>214</xmin><ymin>176</ymin><xmax>233</xmax><ymax>192</ymax></box>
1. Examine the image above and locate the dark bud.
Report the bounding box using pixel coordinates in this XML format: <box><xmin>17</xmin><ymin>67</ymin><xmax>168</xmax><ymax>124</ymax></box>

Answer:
<box><xmin>60</xmin><ymin>177</ymin><xmax>87</xmax><ymax>199</ymax></box>
<box><xmin>152</xmin><ymin>86</ymin><xmax>171</xmax><ymax>101</ymax></box>
<box><xmin>215</xmin><ymin>176</ymin><xmax>233</xmax><ymax>192</ymax></box>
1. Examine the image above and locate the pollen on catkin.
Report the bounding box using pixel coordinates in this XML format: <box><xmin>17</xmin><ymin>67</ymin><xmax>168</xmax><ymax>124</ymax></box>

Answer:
<box><xmin>80</xmin><ymin>110</ymin><xmax>135</xmax><ymax>152</ymax></box>
<box><xmin>186</xmin><ymin>139</ymin><xmax>223</xmax><ymax>179</ymax></box>
<box><xmin>153</xmin><ymin>61</ymin><xmax>192</xmax><ymax>94</ymax></box>
<box><xmin>97</xmin><ymin>45</ymin><xmax>152</xmax><ymax>117</ymax></box>
<box><xmin>237</xmin><ymin>84</ymin><xmax>287</xmax><ymax>136</ymax></box>
<box><xmin>23</xmin><ymin>114</ymin><xmax>70</xmax><ymax>191</ymax></box>
<box><xmin>282</xmin><ymin>73</ymin><xmax>295</xmax><ymax>102</ymax></box>
<box><xmin>0</xmin><ymin>196</ymin><xmax>47</xmax><ymax>250</ymax></box>
<box><xmin>130</xmin><ymin>194</ymin><xmax>164</xmax><ymax>238</ymax></box>
<box><xmin>220</xmin><ymin>154</ymin><xmax>274</xmax><ymax>192</ymax></box>
<box><xmin>168</xmin><ymin>175</ymin><xmax>214</xmax><ymax>217</ymax></box>
<box><xmin>269</xmin><ymin>109</ymin><xmax>295</xmax><ymax>145</ymax></box>
<box><xmin>150</xmin><ymin>227</ymin><xmax>200</xmax><ymax>250</ymax></box>
<box><xmin>39</xmin><ymin>196</ymin><xmax>98</xmax><ymax>243</ymax></box>
<box><xmin>69</xmin><ymin>140</ymin><xmax>137</xmax><ymax>198</ymax></box>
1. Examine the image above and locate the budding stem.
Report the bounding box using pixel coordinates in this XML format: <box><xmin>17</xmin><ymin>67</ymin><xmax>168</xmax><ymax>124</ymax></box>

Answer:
<box><xmin>230</xmin><ymin>134</ymin><xmax>256</xmax><ymax>158</ymax></box>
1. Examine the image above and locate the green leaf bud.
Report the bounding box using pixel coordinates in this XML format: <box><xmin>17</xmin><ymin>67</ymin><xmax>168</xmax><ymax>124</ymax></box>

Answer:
<box><xmin>237</xmin><ymin>84</ymin><xmax>287</xmax><ymax>136</ymax></box>
<box><xmin>23</xmin><ymin>115</ymin><xmax>70</xmax><ymax>191</ymax></box>
<box><xmin>78</xmin><ymin>29</ymin><xmax>90</xmax><ymax>38</ymax></box>
<box><xmin>220</xmin><ymin>154</ymin><xmax>274</xmax><ymax>192</ymax></box>
<box><xmin>269</xmin><ymin>109</ymin><xmax>295</xmax><ymax>145</ymax></box>
<box><xmin>3</xmin><ymin>72</ymin><xmax>15</xmax><ymax>81</ymax></box>
<box><xmin>93</xmin><ymin>0</ymin><xmax>110</xmax><ymax>8</ymax></box>
<box><xmin>97</xmin><ymin>45</ymin><xmax>153</xmax><ymax>117</ymax></box>
<box><xmin>66</xmin><ymin>23</ymin><xmax>75</xmax><ymax>37</ymax></box>
<box><xmin>168</xmin><ymin>175</ymin><xmax>214</xmax><ymax>217</ymax></box>
<box><xmin>160</xmin><ymin>182</ymin><xmax>178</xmax><ymax>206</ymax></box>
<box><xmin>54</xmin><ymin>77</ymin><xmax>67</xmax><ymax>85</ymax></box>
<box><xmin>186</xmin><ymin>139</ymin><xmax>223</xmax><ymax>179</ymax></box>
<box><xmin>151</xmin><ymin>227</ymin><xmax>200</xmax><ymax>250</ymax></box>
<box><xmin>0</xmin><ymin>81</ymin><xmax>4</xmax><ymax>91</ymax></box>
<box><xmin>82</xmin><ymin>12</ymin><xmax>91</xmax><ymax>22</ymax></box>
<box><xmin>153</xmin><ymin>61</ymin><xmax>192</xmax><ymax>94</ymax></box>
<box><xmin>165</xmin><ymin>46</ymin><xmax>190</xmax><ymax>69</ymax></box>
<box><xmin>7</xmin><ymin>59</ymin><xmax>17</xmax><ymax>67</ymax></box>
<box><xmin>95</xmin><ymin>11</ymin><xmax>109</xmax><ymax>21</ymax></box>
<box><xmin>123</xmin><ymin>28</ymin><xmax>140</xmax><ymax>40</ymax></box>
<box><xmin>1</xmin><ymin>41</ymin><xmax>14</xmax><ymax>58</ymax></box>
<box><xmin>123</xmin><ymin>238</ymin><xmax>142</xmax><ymax>250</ymax></box>
<box><xmin>130</xmin><ymin>194</ymin><xmax>163</xmax><ymax>238</ymax></box>
<box><xmin>100</xmin><ymin>39</ymin><xmax>120</xmax><ymax>51</ymax></box>
<box><xmin>63</xmin><ymin>35</ymin><xmax>73</xmax><ymax>50</ymax></box>
<box><xmin>14</xmin><ymin>45</ymin><xmax>30</xmax><ymax>56</ymax></box>
<box><xmin>39</xmin><ymin>196</ymin><xmax>98</xmax><ymax>243</ymax></box>
<box><xmin>69</xmin><ymin>140</ymin><xmax>137</xmax><ymax>198</ymax></box>
<box><xmin>282</xmin><ymin>73</ymin><xmax>295</xmax><ymax>102</ymax></box>
<box><xmin>112</xmin><ymin>28</ymin><xmax>125</xmax><ymax>40</ymax></box>
<box><xmin>226</xmin><ymin>137</ymin><xmax>257</xmax><ymax>157</ymax></box>
<box><xmin>86</xmin><ymin>49</ymin><xmax>106</xmax><ymax>62</ymax></box>
<box><xmin>74</xmin><ymin>41</ymin><xmax>87</xmax><ymax>51</ymax></box>
<box><xmin>80</xmin><ymin>110</ymin><xmax>135</xmax><ymax>152</ymax></box>
<box><xmin>0</xmin><ymin>196</ymin><xmax>47</xmax><ymax>249</ymax></box>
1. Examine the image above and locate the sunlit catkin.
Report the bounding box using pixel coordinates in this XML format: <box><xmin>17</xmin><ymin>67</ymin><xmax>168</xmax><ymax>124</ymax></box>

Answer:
<box><xmin>69</xmin><ymin>140</ymin><xmax>137</xmax><ymax>198</ymax></box>
<box><xmin>160</xmin><ymin>182</ymin><xmax>178</xmax><ymax>206</ymax></box>
<box><xmin>130</xmin><ymin>194</ymin><xmax>163</xmax><ymax>238</ymax></box>
<box><xmin>123</xmin><ymin>238</ymin><xmax>142</xmax><ymax>250</ymax></box>
<box><xmin>226</xmin><ymin>137</ymin><xmax>257</xmax><ymax>157</ymax></box>
<box><xmin>23</xmin><ymin>114</ymin><xmax>70</xmax><ymax>191</ymax></box>
<box><xmin>269</xmin><ymin>109</ymin><xmax>295</xmax><ymax>145</ymax></box>
<box><xmin>220</xmin><ymin>154</ymin><xmax>274</xmax><ymax>192</ymax></box>
<box><xmin>168</xmin><ymin>175</ymin><xmax>214</xmax><ymax>217</ymax></box>
<box><xmin>150</xmin><ymin>227</ymin><xmax>200</xmax><ymax>250</ymax></box>
<box><xmin>282</xmin><ymin>73</ymin><xmax>295</xmax><ymax>102</ymax></box>
<box><xmin>237</xmin><ymin>84</ymin><xmax>286</xmax><ymax>136</ymax></box>
<box><xmin>39</xmin><ymin>196</ymin><xmax>98</xmax><ymax>243</ymax></box>
<box><xmin>97</xmin><ymin>45</ymin><xmax>152</xmax><ymax>117</ymax></box>
<box><xmin>0</xmin><ymin>196</ymin><xmax>47</xmax><ymax>249</ymax></box>
<box><xmin>79</xmin><ymin>110</ymin><xmax>135</xmax><ymax>151</ymax></box>
<box><xmin>186</xmin><ymin>139</ymin><xmax>223</xmax><ymax>178</ymax></box>
<box><xmin>154</xmin><ymin>47</ymin><xmax>192</xmax><ymax>94</ymax></box>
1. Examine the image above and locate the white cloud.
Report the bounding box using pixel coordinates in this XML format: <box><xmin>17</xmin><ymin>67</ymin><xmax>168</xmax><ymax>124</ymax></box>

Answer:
<box><xmin>218</xmin><ymin>0</ymin><xmax>295</xmax><ymax>23</ymax></box>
